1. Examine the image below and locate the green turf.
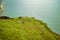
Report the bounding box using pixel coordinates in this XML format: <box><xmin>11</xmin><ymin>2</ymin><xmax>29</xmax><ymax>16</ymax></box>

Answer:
<box><xmin>0</xmin><ymin>16</ymin><xmax>60</xmax><ymax>40</ymax></box>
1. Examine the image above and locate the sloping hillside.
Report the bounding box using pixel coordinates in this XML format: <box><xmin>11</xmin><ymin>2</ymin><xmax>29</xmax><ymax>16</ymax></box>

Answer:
<box><xmin>0</xmin><ymin>16</ymin><xmax>60</xmax><ymax>40</ymax></box>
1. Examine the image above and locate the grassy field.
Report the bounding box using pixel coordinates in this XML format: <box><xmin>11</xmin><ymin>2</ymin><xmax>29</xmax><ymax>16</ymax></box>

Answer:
<box><xmin>0</xmin><ymin>16</ymin><xmax>60</xmax><ymax>40</ymax></box>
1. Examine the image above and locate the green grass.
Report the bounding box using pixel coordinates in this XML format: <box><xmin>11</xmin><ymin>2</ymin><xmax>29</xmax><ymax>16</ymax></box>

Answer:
<box><xmin>0</xmin><ymin>16</ymin><xmax>60</xmax><ymax>40</ymax></box>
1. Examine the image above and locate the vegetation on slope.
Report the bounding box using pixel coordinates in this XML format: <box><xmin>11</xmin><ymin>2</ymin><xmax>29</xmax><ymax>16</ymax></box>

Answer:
<box><xmin>0</xmin><ymin>16</ymin><xmax>60</xmax><ymax>40</ymax></box>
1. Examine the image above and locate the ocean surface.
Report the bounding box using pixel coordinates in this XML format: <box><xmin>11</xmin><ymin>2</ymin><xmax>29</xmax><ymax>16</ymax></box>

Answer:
<box><xmin>3</xmin><ymin>0</ymin><xmax>60</xmax><ymax>34</ymax></box>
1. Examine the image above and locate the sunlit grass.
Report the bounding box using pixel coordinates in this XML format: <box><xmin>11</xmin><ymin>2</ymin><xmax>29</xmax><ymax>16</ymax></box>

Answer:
<box><xmin>0</xmin><ymin>16</ymin><xmax>60</xmax><ymax>40</ymax></box>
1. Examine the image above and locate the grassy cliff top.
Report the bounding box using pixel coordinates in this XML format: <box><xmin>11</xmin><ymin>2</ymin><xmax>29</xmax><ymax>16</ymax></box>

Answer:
<box><xmin>0</xmin><ymin>16</ymin><xmax>60</xmax><ymax>40</ymax></box>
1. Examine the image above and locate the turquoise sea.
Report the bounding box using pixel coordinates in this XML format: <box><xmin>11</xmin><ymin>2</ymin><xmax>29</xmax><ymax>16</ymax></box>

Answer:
<box><xmin>3</xmin><ymin>0</ymin><xmax>60</xmax><ymax>34</ymax></box>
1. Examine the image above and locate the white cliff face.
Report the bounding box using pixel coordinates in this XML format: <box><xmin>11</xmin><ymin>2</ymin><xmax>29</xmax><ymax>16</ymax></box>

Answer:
<box><xmin>0</xmin><ymin>4</ymin><xmax>4</xmax><ymax>16</ymax></box>
<box><xmin>0</xmin><ymin>0</ymin><xmax>7</xmax><ymax>16</ymax></box>
<box><xmin>0</xmin><ymin>0</ymin><xmax>5</xmax><ymax>16</ymax></box>
<box><xmin>0</xmin><ymin>4</ymin><xmax>4</xmax><ymax>12</ymax></box>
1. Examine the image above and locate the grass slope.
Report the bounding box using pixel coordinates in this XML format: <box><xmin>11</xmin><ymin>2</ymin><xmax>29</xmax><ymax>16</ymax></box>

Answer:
<box><xmin>0</xmin><ymin>16</ymin><xmax>60</xmax><ymax>40</ymax></box>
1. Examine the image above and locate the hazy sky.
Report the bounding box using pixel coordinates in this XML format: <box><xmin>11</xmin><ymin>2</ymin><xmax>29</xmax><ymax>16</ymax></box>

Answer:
<box><xmin>3</xmin><ymin>0</ymin><xmax>60</xmax><ymax>34</ymax></box>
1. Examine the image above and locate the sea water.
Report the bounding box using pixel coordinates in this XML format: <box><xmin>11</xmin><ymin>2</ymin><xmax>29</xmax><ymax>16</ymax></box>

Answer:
<box><xmin>3</xmin><ymin>0</ymin><xmax>60</xmax><ymax>34</ymax></box>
